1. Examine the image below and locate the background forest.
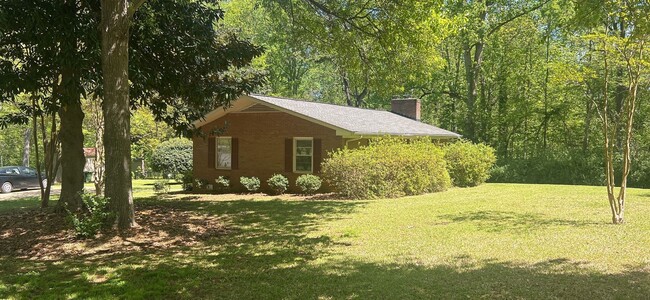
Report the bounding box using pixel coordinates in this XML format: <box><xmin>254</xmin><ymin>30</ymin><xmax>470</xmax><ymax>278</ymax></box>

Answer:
<box><xmin>219</xmin><ymin>0</ymin><xmax>650</xmax><ymax>187</ymax></box>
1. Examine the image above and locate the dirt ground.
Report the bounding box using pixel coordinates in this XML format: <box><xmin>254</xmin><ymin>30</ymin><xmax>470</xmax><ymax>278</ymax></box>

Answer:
<box><xmin>0</xmin><ymin>200</ymin><xmax>228</xmax><ymax>261</ymax></box>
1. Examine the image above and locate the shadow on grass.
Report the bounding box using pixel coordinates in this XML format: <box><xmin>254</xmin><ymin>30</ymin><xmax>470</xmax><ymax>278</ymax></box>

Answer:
<box><xmin>0</xmin><ymin>196</ymin><xmax>46</xmax><ymax>214</ymax></box>
<box><xmin>1</xmin><ymin>198</ymin><xmax>649</xmax><ymax>299</ymax></box>
<box><xmin>2</xmin><ymin>251</ymin><xmax>649</xmax><ymax>299</ymax></box>
<box><xmin>438</xmin><ymin>210</ymin><xmax>602</xmax><ymax>232</ymax></box>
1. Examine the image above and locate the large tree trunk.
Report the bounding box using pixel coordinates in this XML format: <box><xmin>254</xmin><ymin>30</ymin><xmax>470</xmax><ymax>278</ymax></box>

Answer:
<box><xmin>57</xmin><ymin>91</ymin><xmax>85</xmax><ymax>212</ymax></box>
<box><xmin>55</xmin><ymin>0</ymin><xmax>85</xmax><ymax>213</ymax></box>
<box><xmin>101</xmin><ymin>0</ymin><xmax>136</xmax><ymax>230</ymax></box>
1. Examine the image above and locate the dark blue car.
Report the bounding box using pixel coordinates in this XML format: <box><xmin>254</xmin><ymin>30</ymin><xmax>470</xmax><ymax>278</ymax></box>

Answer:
<box><xmin>0</xmin><ymin>166</ymin><xmax>47</xmax><ymax>193</ymax></box>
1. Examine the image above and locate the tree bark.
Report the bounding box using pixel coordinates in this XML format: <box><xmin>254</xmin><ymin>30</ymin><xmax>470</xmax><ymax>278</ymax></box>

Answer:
<box><xmin>22</xmin><ymin>127</ymin><xmax>30</xmax><ymax>167</ymax></box>
<box><xmin>56</xmin><ymin>62</ymin><xmax>85</xmax><ymax>213</ymax></box>
<box><xmin>57</xmin><ymin>92</ymin><xmax>85</xmax><ymax>212</ymax></box>
<box><xmin>101</xmin><ymin>0</ymin><xmax>136</xmax><ymax>229</ymax></box>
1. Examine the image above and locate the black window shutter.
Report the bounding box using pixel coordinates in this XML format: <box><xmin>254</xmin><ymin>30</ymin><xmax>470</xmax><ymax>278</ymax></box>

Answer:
<box><xmin>313</xmin><ymin>138</ymin><xmax>322</xmax><ymax>173</ymax></box>
<box><xmin>231</xmin><ymin>138</ymin><xmax>239</xmax><ymax>170</ymax></box>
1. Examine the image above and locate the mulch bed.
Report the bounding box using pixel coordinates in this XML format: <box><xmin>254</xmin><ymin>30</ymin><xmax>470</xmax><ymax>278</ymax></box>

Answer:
<box><xmin>0</xmin><ymin>202</ymin><xmax>228</xmax><ymax>261</ymax></box>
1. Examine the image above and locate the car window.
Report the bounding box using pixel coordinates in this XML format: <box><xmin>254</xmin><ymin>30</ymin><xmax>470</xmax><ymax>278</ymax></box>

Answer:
<box><xmin>0</xmin><ymin>168</ymin><xmax>20</xmax><ymax>174</ymax></box>
<box><xmin>20</xmin><ymin>167</ymin><xmax>35</xmax><ymax>175</ymax></box>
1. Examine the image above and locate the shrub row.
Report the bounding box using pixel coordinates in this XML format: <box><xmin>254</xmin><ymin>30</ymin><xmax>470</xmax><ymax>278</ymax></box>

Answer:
<box><xmin>321</xmin><ymin>138</ymin><xmax>495</xmax><ymax>199</ymax></box>
<box><xmin>188</xmin><ymin>174</ymin><xmax>322</xmax><ymax>195</ymax></box>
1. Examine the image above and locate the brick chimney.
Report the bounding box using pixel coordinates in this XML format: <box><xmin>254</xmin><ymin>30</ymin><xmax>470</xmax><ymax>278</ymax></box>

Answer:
<box><xmin>391</xmin><ymin>98</ymin><xmax>421</xmax><ymax>121</ymax></box>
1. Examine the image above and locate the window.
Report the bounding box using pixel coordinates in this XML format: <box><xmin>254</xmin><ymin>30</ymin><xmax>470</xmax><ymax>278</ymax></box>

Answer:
<box><xmin>294</xmin><ymin>138</ymin><xmax>313</xmax><ymax>173</ymax></box>
<box><xmin>215</xmin><ymin>137</ymin><xmax>232</xmax><ymax>169</ymax></box>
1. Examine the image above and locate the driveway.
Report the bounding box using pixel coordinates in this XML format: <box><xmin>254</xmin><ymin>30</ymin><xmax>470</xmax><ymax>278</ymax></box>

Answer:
<box><xmin>0</xmin><ymin>188</ymin><xmax>60</xmax><ymax>201</ymax></box>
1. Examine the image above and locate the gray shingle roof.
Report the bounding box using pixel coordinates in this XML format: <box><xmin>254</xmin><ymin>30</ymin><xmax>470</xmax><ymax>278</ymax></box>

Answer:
<box><xmin>251</xmin><ymin>95</ymin><xmax>461</xmax><ymax>138</ymax></box>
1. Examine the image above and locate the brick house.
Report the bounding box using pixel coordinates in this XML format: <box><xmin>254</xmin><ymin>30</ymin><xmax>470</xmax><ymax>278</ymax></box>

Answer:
<box><xmin>193</xmin><ymin>94</ymin><xmax>460</xmax><ymax>192</ymax></box>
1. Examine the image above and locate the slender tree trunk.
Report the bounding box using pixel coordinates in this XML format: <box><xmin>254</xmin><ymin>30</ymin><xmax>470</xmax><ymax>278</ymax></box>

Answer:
<box><xmin>463</xmin><ymin>45</ymin><xmax>477</xmax><ymax>141</ymax></box>
<box><xmin>22</xmin><ymin>127</ymin><xmax>30</xmax><ymax>167</ymax></box>
<box><xmin>101</xmin><ymin>0</ymin><xmax>136</xmax><ymax>229</ymax></box>
<box><xmin>89</xmin><ymin>96</ymin><xmax>106</xmax><ymax>196</ymax></box>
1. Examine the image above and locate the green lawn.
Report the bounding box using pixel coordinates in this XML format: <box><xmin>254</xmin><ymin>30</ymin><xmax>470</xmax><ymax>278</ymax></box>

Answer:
<box><xmin>2</xmin><ymin>183</ymin><xmax>650</xmax><ymax>299</ymax></box>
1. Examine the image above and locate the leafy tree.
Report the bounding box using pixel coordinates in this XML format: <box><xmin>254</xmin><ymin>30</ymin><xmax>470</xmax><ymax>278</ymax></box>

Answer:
<box><xmin>574</xmin><ymin>0</ymin><xmax>650</xmax><ymax>223</ymax></box>
<box><xmin>2</xmin><ymin>0</ymin><xmax>263</xmax><ymax>226</ymax></box>
<box><xmin>150</xmin><ymin>138</ymin><xmax>193</xmax><ymax>178</ymax></box>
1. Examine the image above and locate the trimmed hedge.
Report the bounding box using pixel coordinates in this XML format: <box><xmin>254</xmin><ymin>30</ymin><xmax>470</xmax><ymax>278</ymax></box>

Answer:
<box><xmin>322</xmin><ymin>138</ymin><xmax>451</xmax><ymax>199</ymax></box>
<box><xmin>240</xmin><ymin>176</ymin><xmax>260</xmax><ymax>192</ymax></box>
<box><xmin>267</xmin><ymin>174</ymin><xmax>289</xmax><ymax>195</ymax></box>
<box><xmin>444</xmin><ymin>140</ymin><xmax>496</xmax><ymax>187</ymax></box>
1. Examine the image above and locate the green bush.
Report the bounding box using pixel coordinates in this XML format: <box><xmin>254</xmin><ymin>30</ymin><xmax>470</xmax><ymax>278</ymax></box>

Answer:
<box><xmin>214</xmin><ymin>176</ymin><xmax>230</xmax><ymax>192</ymax></box>
<box><xmin>67</xmin><ymin>193</ymin><xmax>114</xmax><ymax>239</ymax></box>
<box><xmin>444</xmin><ymin>140</ymin><xmax>496</xmax><ymax>187</ymax></box>
<box><xmin>240</xmin><ymin>176</ymin><xmax>260</xmax><ymax>192</ymax></box>
<box><xmin>153</xmin><ymin>180</ymin><xmax>170</xmax><ymax>193</ymax></box>
<box><xmin>322</xmin><ymin>137</ymin><xmax>451</xmax><ymax>199</ymax></box>
<box><xmin>296</xmin><ymin>174</ymin><xmax>322</xmax><ymax>194</ymax></box>
<box><xmin>150</xmin><ymin>138</ymin><xmax>193</xmax><ymax>178</ymax></box>
<box><xmin>178</xmin><ymin>170</ymin><xmax>193</xmax><ymax>191</ymax></box>
<box><xmin>267</xmin><ymin>174</ymin><xmax>289</xmax><ymax>195</ymax></box>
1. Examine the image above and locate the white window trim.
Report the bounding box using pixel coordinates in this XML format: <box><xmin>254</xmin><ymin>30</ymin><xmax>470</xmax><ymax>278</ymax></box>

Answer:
<box><xmin>215</xmin><ymin>136</ymin><xmax>232</xmax><ymax>170</ymax></box>
<box><xmin>293</xmin><ymin>137</ymin><xmax>313</xmax><ymax>174</ymax></box>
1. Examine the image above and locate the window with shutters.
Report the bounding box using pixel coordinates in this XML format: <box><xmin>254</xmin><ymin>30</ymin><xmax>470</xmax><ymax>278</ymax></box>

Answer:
<box><xmin>216</xmin><ymin>137</ymin><xmax>232</xmax><ymax>169</ymax></box>
<box><xmin>293</xmin><ymin>137</ymin><xmax>313</xmax><ymax>173</ymax></box>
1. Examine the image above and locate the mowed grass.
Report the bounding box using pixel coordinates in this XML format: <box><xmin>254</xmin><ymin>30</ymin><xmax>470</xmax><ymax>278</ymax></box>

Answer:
<box><xmin>2</xmin><ymin>183</ymin><xmax>650</xmax><ymax>299</ymax></box>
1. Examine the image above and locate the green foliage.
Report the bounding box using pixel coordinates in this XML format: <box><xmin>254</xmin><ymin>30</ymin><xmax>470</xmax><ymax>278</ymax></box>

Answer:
<box><xmin>295</xmin><ymin>174</ymin><xmax>322</xmax><ymax>194</ymax></box>
<box><xmin>153</xmin><ymin>180</ymin><xmax>170</xmax><ymax>194</ymax></box>
<box><xmin>266</xmin><ymin>174</ymin><xmax>289</xmax><ymax>195</ymax></box>
<box><xmin>444</xmin><ymin>141</ymin><xmax>497</xmax><ymax>187</ymax></box>
<box><xmin>150</xmin><ymin>138</ymin><xmax>193</xmax><ymax>178</ymax></box>
<box><xmin>490</xmin><ymin>154</ymin><xmax>605</xmax><ymax>186</ymax></box>
<box><xmin>178</xmin><ymin>171</ymin><xmax>194</xmax><ymax>191</ymax></box>
<box><xmin>194</xmin><ymin>178</ymin><xmax>210</xmax><ymax>190</ymax></box>
<box><xmin>67</xmin><ymin>193</ymin><xmax>114</xmax><ymax>239</ymax></box>
<box><xmin>240</xmin><ymin>176</ymin><xmax>261</xmax><ymax>192</ymax></box>
<box><xmin>214</xmin><ymin>176</ymin><xmax>231</xmax><ymax>193</ymax></box>
<box><xmin>0</xmin><ymin>0</ymin><xmax>264</xmax><ymax>137</ymax></box>
<box><xmin>322</xmin><ymin>137</ymin><xmax>451</xmax><ymax>199</ymax></box>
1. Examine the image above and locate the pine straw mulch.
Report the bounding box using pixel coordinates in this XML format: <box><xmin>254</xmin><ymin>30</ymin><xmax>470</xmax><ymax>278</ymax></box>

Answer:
<box><xmin>0</xmin><ymin>201</ymin><xmax>229</xmax><ymax>261</ymax></box>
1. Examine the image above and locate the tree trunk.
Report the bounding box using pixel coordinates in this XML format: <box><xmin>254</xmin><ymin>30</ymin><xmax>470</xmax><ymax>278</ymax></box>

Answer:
<box><xmin>462</xmin><ymin>45</ymin><xmax>477</xmax><ymax>141</ymax></box>
<box><xmin>90</xmin><ymin>97</ymin><xmax>106</xmax><ymax>196</ymax></box>
<box><xmin>22</xmin><ymin>127</ymin><xmax>30</xmax><ymax>167</ymax></box>
<box><xmin>101</xmin><ymin>0</ymin><xmax>136</xmax><ymax>230</ymax></box>
<box><xmin>56</xmin><ymin>68</ymin><xmax>85</xmax><ymax>212</ymax></box>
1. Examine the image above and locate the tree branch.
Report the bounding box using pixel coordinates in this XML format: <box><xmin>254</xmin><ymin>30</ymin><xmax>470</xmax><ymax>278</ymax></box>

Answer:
<box><xmin>128</xmin><ymin>0</ymin><xmax>147</xmax><ymax>18</ymax></box>
<box><xmin>487</xmin><ymin>0</ymin><xmax>551</xmax><ymax>37</ymax></box>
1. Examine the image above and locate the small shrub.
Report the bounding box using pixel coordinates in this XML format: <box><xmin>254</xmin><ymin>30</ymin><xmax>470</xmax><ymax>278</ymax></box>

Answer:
<box><xmin>267</xmin><ymin>174</ymin><xmax>289</xmax><ymax>195</ymax></box>
<box><xmin>240</xmin><ymin>176</ymin><xmax>260</xmax><ymax>192</ymax></box>
<box><xmin>179</xmin><ymin>170</ymin><xmax>194</xmax><ymax>191</ymax></box>
<box><xmin>214</xmin><ymin>176</ymin><xmax>230</xmax><ymax>192</ymax></box>
<box><xmin>296</xmin><ymin>174</ymin><xmax>322</xmax><ymax>194</ymax></box>
<box><xmin>322</xmin><ymin>137</ymin><xmax>451</xmax><ymax>199</ymax></box>
<box><xmin>443</xmin><ymin>140</ymin><xmax>496</xmax><ymax>187</ymax></box>
<box><xmin>153</xmin><ymin>180</ymin><xmax>170</xmax><ymax>193</ymax></box>
<box><xmin>67</xmin><ymin>193</ymin><xmax>114</xmax><ymax>238</ymax></box>
<box><xmin>194</xmin><ymin>178</ymin><xmax>210</xmax><ymax>190</ymax></box>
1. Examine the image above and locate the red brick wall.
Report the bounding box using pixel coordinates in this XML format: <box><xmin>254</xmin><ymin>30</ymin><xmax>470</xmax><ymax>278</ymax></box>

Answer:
<box><xmin>193</xmin><ymin>112</ymin><xmax>344</xmax><ymax>193</ymax></box>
